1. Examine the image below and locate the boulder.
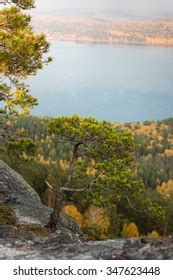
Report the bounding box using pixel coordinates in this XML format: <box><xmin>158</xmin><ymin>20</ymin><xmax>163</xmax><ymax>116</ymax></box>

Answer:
<box><xmin>0</xmin><ymin>160</ymin><xmax>50</xmax><ymax>225</ymax></box>
<box><xmin>0</xmin><ymin>160</ymin><xmax>83</xmax><ymax>244</ymax></box>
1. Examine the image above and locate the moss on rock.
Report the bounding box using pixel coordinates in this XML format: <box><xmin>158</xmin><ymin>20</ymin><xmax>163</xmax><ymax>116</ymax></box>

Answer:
<box><xmin>17</xmin><ymin>224</ymin><xmax>52</xmax><ymax>238</ymax></box>
<box><xmin>0</xmin><ymin>203</ymin><xmax>16</xmax><ymax>225</ymax></box>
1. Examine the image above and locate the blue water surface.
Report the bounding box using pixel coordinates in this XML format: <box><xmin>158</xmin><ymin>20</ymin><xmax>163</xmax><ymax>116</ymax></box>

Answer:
<box><xmin>29</xmin><ymin>41</ymin><xmax>173</xmax><ymax>122</ymax></box>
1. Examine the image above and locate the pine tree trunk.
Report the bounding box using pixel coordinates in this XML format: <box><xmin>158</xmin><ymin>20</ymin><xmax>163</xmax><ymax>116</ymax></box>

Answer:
<box><xmin>46</xmin><ymin>188</ymin><xmax>63</xmax><ymax>230</ymax></box>
<box><xmin>46</xmin><ymin>143</ymin><xmax>80</xmax><ymax>230</ymax></box>
<box><xmin>164</xmin><ymin>220</ymin><xmax>168</xmax><ymax>237</ymax></box>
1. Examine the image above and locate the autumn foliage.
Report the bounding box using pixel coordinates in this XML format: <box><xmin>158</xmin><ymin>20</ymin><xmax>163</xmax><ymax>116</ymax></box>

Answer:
<box><xmin>147</xmin><ymin>230</ymin><xmax>160</xmax><ymax>238</ymax></box>
<box><xmin>157</xmin><ymin>180</ymin><xmax>173</xmax><ymax>198</ymax></box>
<box><xmin>62</xmin><ymin>205</ymin><xmax>84</xmax><ymax>226</ymax></box>
<box><xmin>121</xmin><ymin>223</ymin><xmax>139</xmax><ymax>238</ymax></box>
<box><xmin>62</xmin><ymin>204</ymin><xmax>110</xmax><ymax>240</ymax></box>
<box><xmin>83</xmin><ymin>205</ymin><xmax>110</xmax><ymax>234</ymax></box>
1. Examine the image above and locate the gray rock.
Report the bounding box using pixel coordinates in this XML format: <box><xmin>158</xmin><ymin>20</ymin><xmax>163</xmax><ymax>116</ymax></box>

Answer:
<box><xmin>0</xmin><ymin>160</ymin><xmax>50</xmax><ymax>225</ymax></box>
<box><xmin>0</xmin><ymin>160</ymin><xmax>41</xmax><ymax>202</ymax></box>
<box><xmin>1</xmin><ymin>236</ymin><xmax>173</xmax><ymax>260</ymax></box>
<box><xmin>0</xmin><ymin>160</ymin><xmax>83</xmax><ymax>244</ymax></box>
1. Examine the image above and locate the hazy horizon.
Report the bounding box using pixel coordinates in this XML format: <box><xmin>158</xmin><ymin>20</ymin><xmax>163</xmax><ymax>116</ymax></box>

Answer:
<box><xmin>35</xmin><ymin>0</ymin><xmax>173</xmax><ymax>17</ymax></box>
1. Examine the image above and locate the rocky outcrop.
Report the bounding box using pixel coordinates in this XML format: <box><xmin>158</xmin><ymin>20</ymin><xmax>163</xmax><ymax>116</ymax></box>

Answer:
<box><xmin>0</xmin><ymin>160</ymin><xmax>51</xmax><ymax>225</ymax></box>
<box><xmin>1</xmin><ymin>236</ymin><xmax>173</xmax><ymax>260</ymax></box>
<box><xmin>0</xmin><ymin>160</ymin><xmax>173</xmax><ymax>260</ymax></box>
<box><xmin>0</xmin><ymin>160</ymin><xmax>83</xmax><ymax>244</ymax></box>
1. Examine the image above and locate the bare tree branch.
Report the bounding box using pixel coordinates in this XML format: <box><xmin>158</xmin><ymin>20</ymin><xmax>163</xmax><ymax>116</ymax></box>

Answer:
<box><xmin>45</xmin><ymin>180</ymin><xmax>53</xmax><ymax>190</ymax></box>
<box><xmin>0</xmin><ymin>0</ymin><xmax>10</xmax><ymax>5</ymax></box>
<box><xmin>125</xmin><ymin>194</ymin><xmax>143</xmax><ymax>213</ymax></box>
<box><xmin>45</xmin><ymin>177</ymin><xmax>97</xmax><ymax>194</ymax></box>
<box><xmin>61</xmin><ymin>186</ymin><xmax>89</xmax><ymax>192</ymax></box>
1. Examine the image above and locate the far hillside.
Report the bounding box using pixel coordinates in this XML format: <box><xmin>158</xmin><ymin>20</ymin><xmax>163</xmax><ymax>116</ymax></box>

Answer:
<box><xmin>33</xmin><ymin>16</ymin><xmax>173</xmax><ymax>47</ymax></box>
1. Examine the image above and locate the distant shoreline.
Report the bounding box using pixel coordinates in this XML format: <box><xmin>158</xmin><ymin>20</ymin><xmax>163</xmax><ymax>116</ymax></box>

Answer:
<box><xmin>33</xmin><ymin>16</ymin><xmax>173</xmax><ymax>48</ymax></box>
<box><xmin>47</xmin><ymin>37</ymin><xmax>173</xmax><ymax>48</ymax></box>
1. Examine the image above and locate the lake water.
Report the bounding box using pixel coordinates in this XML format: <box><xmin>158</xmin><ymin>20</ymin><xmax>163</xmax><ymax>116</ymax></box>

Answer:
<box><xmin>30</xmin><ymin>41</ymin><xmax>173</xmax><ymax>122</ymax></box>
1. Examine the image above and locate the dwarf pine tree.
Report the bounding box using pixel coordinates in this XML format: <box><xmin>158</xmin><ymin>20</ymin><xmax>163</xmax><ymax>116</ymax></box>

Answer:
<box><xmin>46</xmin><ymin>115</ymin><xmax>142</xmax><ymax>230</ymax></box>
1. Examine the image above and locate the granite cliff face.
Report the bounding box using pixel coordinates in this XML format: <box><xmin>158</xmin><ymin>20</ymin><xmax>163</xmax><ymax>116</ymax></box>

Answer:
<box><xmin>0</xmin><ymin>160</ymin><xmax>173</xmax><ymax>260</ymax></box>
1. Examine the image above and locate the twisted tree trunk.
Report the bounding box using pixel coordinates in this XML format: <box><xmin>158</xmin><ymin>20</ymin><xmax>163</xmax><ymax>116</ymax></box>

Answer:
<box><xmin>46</xmin><ymin>188</ymin><xmax>64</xmax><ymax>230</ymax></box>
<box><xmin>46</xmin><ymin>143</ymin><xmax>80</xmax><ymax>230</ymax></box>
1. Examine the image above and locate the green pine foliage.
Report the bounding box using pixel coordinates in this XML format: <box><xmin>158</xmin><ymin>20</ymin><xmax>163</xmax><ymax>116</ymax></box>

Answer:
<box><xmin>0</xmin><ymin>0</ymin><xmax>51</xmax><ymax>165</ymax></box>
<box><xmin>0</xmin><ymin>1</ymin><xmax>52</xmax><ymax>115</ymax></box>
<box><xmin>48</xmin><ymin>115</ymin><xmax>141</xmax><ymax>207</ymax></box>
